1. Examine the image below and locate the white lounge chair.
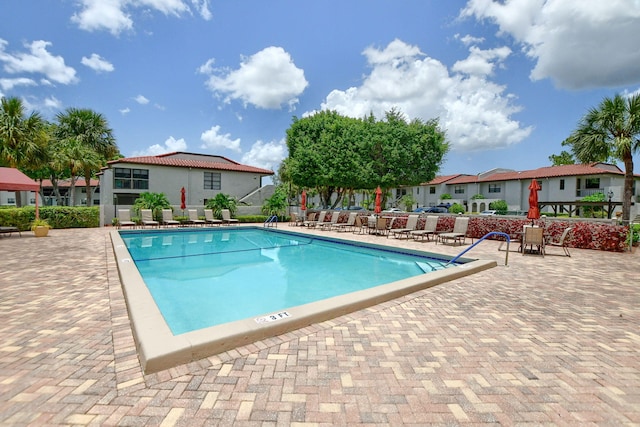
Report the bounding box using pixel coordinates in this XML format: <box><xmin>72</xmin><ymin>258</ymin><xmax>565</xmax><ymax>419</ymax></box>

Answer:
<box><xmin>140</xmin><ymin>209</ymin><xmax>159</xmax><ymax>228</ymax></box>
<box><xmin>161</xmin><ymin>209</ymin><xmax>180</xmax><ymax>227</ymax></box>
<box><xmin>117</xmin><ymin>209</ymin><xmax>136</xmax><ymax>229</ymax></box>
<box><xmin>410</xmin><ymin>215</ymin><xmax>438</xmax><ymax>241</ymax></box>
<box><xmin>437</xmin><ymin>216</ymin><xmax>469</xmax><ymax>246</ymax></box>
<box><xmin>221</xmin><ymin>209</ymin><xmax>239</xmax><ymax>225</ymax></box>
<box><xmin>389</xmin><ymin>214</ymin><xmax>419</xmax><ymax>239</ymax></box>
<box><xmin>187</xmin><ymin>209</ymin><xmax>205</xmax><ymax>226</ymax></box>
<box><xmin>204</xmin><ymin>209</ymin><xmax>223</xmax><ymax>226</ymax></box>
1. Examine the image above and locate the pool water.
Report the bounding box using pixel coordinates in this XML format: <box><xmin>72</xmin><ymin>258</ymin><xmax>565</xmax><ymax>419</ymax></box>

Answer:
<box><xmin>122</xmin><ymin>228</ymin><xmax>454</xmax><ymax>335</ymax></box>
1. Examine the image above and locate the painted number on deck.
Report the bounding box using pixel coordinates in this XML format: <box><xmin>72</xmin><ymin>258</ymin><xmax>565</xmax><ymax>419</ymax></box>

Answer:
<box><xmin>255</xmin><ymin>311</ymin><xmax>291</xmax><ymax>324</ymax></box>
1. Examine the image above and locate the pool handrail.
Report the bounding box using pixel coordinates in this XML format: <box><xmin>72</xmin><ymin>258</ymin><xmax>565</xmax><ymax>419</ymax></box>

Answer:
<box><xmin>264</xmin><ymin>215</ymin><xmax>278</xmax><ymax>228</ymax></box>
<box><xmin>447</xmin><ymin>231</ymin><xmax>511</xmax><ymax>266</ymax></box>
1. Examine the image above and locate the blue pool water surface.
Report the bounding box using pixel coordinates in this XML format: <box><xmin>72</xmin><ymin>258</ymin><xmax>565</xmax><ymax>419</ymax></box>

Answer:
<box><xmin>121</xmin><ymin>228</ymin><xmax>454</xmax><ymax>335</ymax></box>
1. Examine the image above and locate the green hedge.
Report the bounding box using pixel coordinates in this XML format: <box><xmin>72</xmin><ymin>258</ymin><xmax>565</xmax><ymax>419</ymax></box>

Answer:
<box><xmin>0</xmin><ymin>206</ymin><xmax>99</xmax><ymax>230</ymax></box>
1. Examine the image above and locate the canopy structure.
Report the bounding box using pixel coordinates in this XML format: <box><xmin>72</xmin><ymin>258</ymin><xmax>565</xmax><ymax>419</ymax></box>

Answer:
<box><xmin>0</xmin><ymin>167</ymin><xmax>40</xmax><ymax>218</ymax></box>
<box><xmin>0</xmin><ymin>167</ymin><xmax>39</xmax><ymax>192</ymax></box>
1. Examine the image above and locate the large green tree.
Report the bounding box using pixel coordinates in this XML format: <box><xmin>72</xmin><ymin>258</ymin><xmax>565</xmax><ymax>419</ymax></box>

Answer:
<box><xmin>55</xmin><ymin>108</ymin><xmax>119</xmax><ymax>206</ymax></box>
<box><xmin>564</xmin><ymin>94</ymin><xmax>640</xmax><ymax>221</ymax></box>
<box><xmin>0</xmin><ymin>96</ymin><xmax>47</xmax><ymax>206</ymax></box>
<box><xmin>284</xmin><ymin>109</ymin><xmax>448</xmax><ymax>209</ymax></box>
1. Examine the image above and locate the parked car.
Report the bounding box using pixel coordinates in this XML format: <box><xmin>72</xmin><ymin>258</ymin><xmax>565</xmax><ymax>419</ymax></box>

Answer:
<box><xmin>415</xmin><ymin>206</ymin><xmax>448</xmax><ymax>213</ymax></box>
<box><xmin>382</xmin><ymin>208</ymin><xmax>404</xmax><ymax>213</ymax></box>
<box><xmin>480</xmin><ymin>210</ymin><xmax>497</xmax><ymax>216</ymax></box>
<box><xmin>336</xmin><ymin>206</ymin><xmax>365</xmax><ymax>211</ymax></box>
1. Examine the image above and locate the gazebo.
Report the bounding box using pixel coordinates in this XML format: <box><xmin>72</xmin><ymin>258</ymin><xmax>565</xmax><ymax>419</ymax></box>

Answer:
<box><xmin>0</xmin><ymin>167</ymin><xmax>40</xmax><ymax>218</ymax></box>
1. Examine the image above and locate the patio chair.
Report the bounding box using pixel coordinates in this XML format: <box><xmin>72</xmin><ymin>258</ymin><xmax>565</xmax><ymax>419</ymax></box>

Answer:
<box><xmin>333</xmin><ymin>212</ymin><xmax>358</xmax><ymax>232</ymax></box>
<box><xmin>389</xmin><ymin>214</ymin><xmax>419</xmax><ymax>239</ymax></box>
<box><xmin>140</xmin><ymin>209</ymin><xmax>159</xmax><ymax>228</ymax></box>
<box><xmin>437</xmin><ymin>216</ymin><xmax>469</xmax><ymax>246</ymax></box>
<box><xmin>522</xmin><ymin>225</ymin><xmax>545</xmax><ymax>256</ymax></box>
<box><xmin>352</xmin><ymin>215</ymin><xmax>367</xmax><ymax>234</ymax></box>
<box><xmin>546</xmin><ymin>227</ymin><xmax>572</xmax><ymax>257</ymax></box>
<box><xmin>410</xmin><ymin>215</ymin><xmax>438</xmax><ymax>241</ymax></box>
<box><xmin>204</xmin><ymin>209</ymin><xmax>223</xmax><ymax>226</ymax></box>
<box><xmin>117</xmin><ymin>209</ymin><xmax>136</xmax><ymax>229</ymax></box>
<box><xmin>221</xmin><ymin>209</ymin><xmax>239</xmax><ymax>225</ymax></box>
<box><xmin>161</xmin><ymin>209</ymin><xmax>180</xmax><ymax>227</ymax></box>
<box><xmin>289</xmin><ymin>212</ymin><xmax>304</xmax><ymax>226</ymax></box>
<box><xmin>319</xmin><ymin>211</ymin><xmax>340</xmax><ymax>230</ymax></box>
<box><xmin>304</xmin><ymin>211</ymin><xmax>325</xmax><ymax>228</ymax></box>
<box><xmin>372</xmin><ymin>216</ymin><xmax>390</xmax><ymax>236</ymax></box>
<box><xmin>187</xmin><ymin>209</ymin><xmax>206</xmax><ymax>226</ymax></box>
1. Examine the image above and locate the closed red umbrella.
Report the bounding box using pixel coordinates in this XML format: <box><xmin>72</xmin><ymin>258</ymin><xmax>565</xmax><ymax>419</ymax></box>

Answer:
<box><xmin>300</xmin><ymin>190</ymin><xmax>306</xmax><ymax>211</ymax></box>
<box><xmin>527</xmin><ymin>179</ymin><xmax>541</xmax><ymax>222</ymax></box>
<box><xmin>374</xmin><ymin>186</ymin><xmax>382</xmax><ymax>214</ymax></box>
<box><xmin>180</xmin><ymin>187</ymin><xmax>186</xmax><ymax>214</ymax></box>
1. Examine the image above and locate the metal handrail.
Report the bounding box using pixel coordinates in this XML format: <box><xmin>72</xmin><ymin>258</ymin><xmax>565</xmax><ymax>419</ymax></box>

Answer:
<box><xmin>446</xmin><ymin>231</ymin><xmax>511</xmax><ymax>266</ymax></box>
<box><xmin>263</xmin><ymin>215</ymin><xmax>278</xmax><ymax>228</ymax></box>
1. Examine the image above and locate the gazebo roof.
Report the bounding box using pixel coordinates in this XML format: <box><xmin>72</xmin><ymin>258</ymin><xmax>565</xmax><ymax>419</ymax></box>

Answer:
<box><xmin>0</xmin><ymin>167</ymin><xmax>39</xmax><ymax>192</ymax></box>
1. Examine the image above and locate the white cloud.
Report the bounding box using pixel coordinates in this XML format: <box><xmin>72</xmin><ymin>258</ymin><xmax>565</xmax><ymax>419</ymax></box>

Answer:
<box><xmin>133</xmin><ymin>136</ymin><xmax>187</xmax><ymax>156</ymax></box>
<box><xmin>0</xmin><ymin>39</ymin><xmax>77</xmax><ymax>85</ymax></box>
<box><xmin>455</xmin><ymin>33</ymin><xmax>485</xmax><ymax>46</ymax></box>
<box><xmin>318</xmin><ymin>39</ymin><xmax>531</xmax><ymax>152</ymax></box>
<box><xmin>119</xmin><ymin>107</ymin><xmax>131</xmax><ymax>115</ymax></box>
<box><xmin>461</xmin><ymin>0</ymin><xmax>640</xmax><ymax>89</ymax></box>
<box><xmin>452</xmin><ymin>46</ymin><xmax>511</xmax><ymax>76</ymax></box>
<box><xmin>71</xmin><ymin>0</ymin><xmax>133</xmax><ymax>35</ymax></box>
<box><xmin>81</xmin><ymin>53</ymin><xmax>114</xmax><ymax>73</ymax></box>
<box><xmin>43</xmin><ymin>96</ymin><xmax>62</xmax><ymax>110</ymax></box>
<box><xmin>200</xmin><ymin>46</ymin><xmax>308</xmax><ymax>110</ymax></box>
<box><xmin>0</xmin><ymin>77</ymin><xmax>36</xmax><ymax>91</ymax></box>
<box><xmin>134</xmin><ymin>95</ymin><xmax>149</xmax><ymax>104</ymax></box>
<box><xmin>70</xmin><ymin>0</ymin><xmax>210</xmax><ymax>35</ymax></box>
<box><xmin>241</xmin><ymin>139</ymin><xmax>287</xmax><ymax>171</ymax></box>
<box><xmin>200</xmin><ymin>125</ymin><xmax>241</xmax><ymax>152</ymax></box>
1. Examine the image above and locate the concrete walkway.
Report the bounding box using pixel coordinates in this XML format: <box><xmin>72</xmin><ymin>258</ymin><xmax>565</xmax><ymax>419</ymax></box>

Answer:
<box><xmin>0</xmin><ymin>226</ymin><xmax>638</xmax><ymax>426</ymax></box>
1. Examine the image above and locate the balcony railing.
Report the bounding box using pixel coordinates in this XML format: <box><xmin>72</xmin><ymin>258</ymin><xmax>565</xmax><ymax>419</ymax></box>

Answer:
<box><xmin>576</xmin><ymin>188</ymin><xmax>604</xmax><ymax>197</ymax></box>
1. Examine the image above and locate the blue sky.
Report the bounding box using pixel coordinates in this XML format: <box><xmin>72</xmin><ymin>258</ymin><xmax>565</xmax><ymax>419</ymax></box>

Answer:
<box><xmin>1</xmin><ymin>0</ymin><xmax>639</xmax><ymax>179</ymax></box>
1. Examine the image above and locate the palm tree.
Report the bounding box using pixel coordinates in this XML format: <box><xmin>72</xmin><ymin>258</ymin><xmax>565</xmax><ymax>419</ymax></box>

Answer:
<box><xmin>55</xmin><ymin>108</ymin><xmax>119</xmax><ymax>206</ymax></box>
<box><xmin>0</xmin><ymin>96</ymin><xmax>47</xmax><ymax>206</ymax></box>
<box><xmin>133</xmin><ymin>192</ymin><xmax>172</xmax><ymax>221</ymax></box>
<box><xmin>565</xmin><ymin>93</ymin><xmax>640</xmax><ymax>222</ymax></box>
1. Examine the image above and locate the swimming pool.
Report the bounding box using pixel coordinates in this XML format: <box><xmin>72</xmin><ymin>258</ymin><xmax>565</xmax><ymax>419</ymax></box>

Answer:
<box><xmin>123</xmin><ymin>228</ymin><xmax>455</xmax><ymax>335</ymax></box>
<box><xmin>111</xmin><ymin>227</ymin><xmax>496</xmax><ymax>373</ymax></box>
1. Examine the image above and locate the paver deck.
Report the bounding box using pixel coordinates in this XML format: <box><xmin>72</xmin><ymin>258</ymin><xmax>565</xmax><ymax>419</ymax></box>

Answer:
<box><xmin>0</xmin><ymin>225</ymin><xmax>638</xmax><ymax>426</ymax></box>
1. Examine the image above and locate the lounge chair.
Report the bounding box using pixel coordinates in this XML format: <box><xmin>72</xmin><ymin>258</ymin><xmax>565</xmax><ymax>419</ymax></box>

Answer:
<box><xmin>389</xmin><ymin>214</ymin><xmax>419</xmax><ymax>239</ymax></box>
<box><xmin>410</xmin><ymin>215</ymin><xmax>439</xmax><ymax>241</ymax></box>
<box><xmin>437</xmin><ymin>216</ymin><xmax>469</xmax><ymax>246</ymax></box>
<box><xmin>372</xmin><ymin>216</ymin><xmax>390</xmax><ymax>236</ymax></box>
<box><xmin>0</xmin><ymin>226</ymin><xmax>21</xmax><ymax>237</ymax></box>
<box><xmin>187</xmin><ymin>209</ymin><xmax>206</xmax><ymax>226</ymax></box>
<box><xmin>289</xmin><ymin>212</ymin><xmax>304</xmax><ymax>226</ymax></box>
<box><xmin>522</xmin><ymin>225</ymin><xmax>545</xmax><ymax>256</ymax></box>
<box><xmin>304</xmin><ymin>211</ymin><xmax>325</xmax><ymax>228</ymax></box>
<box><xmin>319</xmin><ymin>211</ymin><xmax>340</xmax><ymax>230</ymax></box>
<box><xmin>117</xmin><ymin>209</ymin><xmax>136</xmax><ymax>229</ymax></box>
<box><xmin>221</xmin><ymin>209</ymin><xmax>239</xmax><ymax>225</ymax></box>
<box><xmin>204</xmin><ymin>209</ymin><xmax>223</xmax><ymax>226</ymax></box>
<box><xmin>161</xmin><ymin>209</ymin><xmax>180</xmax><ymax>227</ymax></box>
<box><xmin>140</xmin><ymin>209</ymin><xmax>159</xmax><ymax>228</ymax></box>
<box><xmin>546</xmin><ymin>227</ymin><xmax>572</xmax><ymax>256</ymax></box>
<box><xmin>333</xmin><ymin>212</ymin><xmax>358</xmax><ymax>232</ymax></box>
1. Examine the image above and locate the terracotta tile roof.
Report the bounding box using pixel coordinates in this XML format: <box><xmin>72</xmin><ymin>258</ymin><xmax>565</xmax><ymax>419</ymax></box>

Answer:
<box><xmin>424</xmin><ymin>174</ymin><xmax>469</xmax><ymax>185</ymax></box>
<box><xmin>39</xmin><ymin>178</ymin><xmax>100</xmax><ymax>188</ymax></box>
<box><xmin>105</xmin><ymin>152</ymin><xmax>274</xmax><ymax>175</ymax></box>
<box><xmin>426</xmin><ymin>163</ymin><xmax>628</xmax><ymax>185</ymax></box>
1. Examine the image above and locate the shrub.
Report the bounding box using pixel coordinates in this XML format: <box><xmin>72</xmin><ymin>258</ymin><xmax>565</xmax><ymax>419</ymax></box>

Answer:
<box><xmin>489</xmin><ymin>200</ymin><xmax>508</xmax><ymax>215</ymax></box>
<box><xmin>449</xmin><ymin>203</ymin><xmax>465</xmax><ymax>214</ymax></box>
<box><xmin>0</xmin><ymin>206</ymin><xmax>99</xmax><ymax>230</ymax></box>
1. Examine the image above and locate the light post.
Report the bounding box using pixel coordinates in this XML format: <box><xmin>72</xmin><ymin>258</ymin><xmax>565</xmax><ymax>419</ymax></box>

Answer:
<box><xmin>607</xmin><ymin>190</ymin><xmax>614</xmax><ymax>219</ymax></box>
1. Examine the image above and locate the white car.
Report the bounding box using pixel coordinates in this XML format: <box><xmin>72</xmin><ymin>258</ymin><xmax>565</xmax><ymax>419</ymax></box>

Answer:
<box><xmin>480</xmin><ymin>210</ymin><xmax>497</xmax><ymax>216</ymax></box>
<box><xmin>382</xmin><ymin>208</ymin><xmax>404</xmax><ymax>213</ymax></box>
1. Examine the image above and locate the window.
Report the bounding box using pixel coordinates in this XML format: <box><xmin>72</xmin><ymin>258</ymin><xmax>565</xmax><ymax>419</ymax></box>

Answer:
<box><xmin>7</xmin><ymin>197</ymin><xmax>15</xmax><ymax>204</ymax></box>
<box><xmin>559</xmin><ymin>179</ymin><xmax>565</xmax><ymax>190</ymax></box>
<box><xmin>488</xmin><ymin>184</ymin><xmax>501</xmax><ymax>193</ymax></box>
<box><xmin>585</xmin><ymin>178</ymin><xmax>600</xmax><ymax>189</ymax></box>
<box><xmin>454</xmin><ymin>185</ymin><xmax>464</xmax><ymax>194</ymax></box>
<box><xmin>114</xmin><ymin>168</ymin><xmax>149</xmax><ymax>190</ymax></box>
<box><xmin>204</xmin><ymin>172</ymin><xmax>221</xmax><ymax>190</ymax></box>
<box><xmin>429</xmin><ymin>187</ymin><xmax>436</xmax><ymax>194</ymax></box>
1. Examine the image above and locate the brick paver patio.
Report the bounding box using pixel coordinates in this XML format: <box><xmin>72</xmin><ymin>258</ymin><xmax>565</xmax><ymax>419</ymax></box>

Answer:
<box><xmin>0</xmin><ymin>225</ymin><xmax>638</xmax><ymax>426</ymax></box>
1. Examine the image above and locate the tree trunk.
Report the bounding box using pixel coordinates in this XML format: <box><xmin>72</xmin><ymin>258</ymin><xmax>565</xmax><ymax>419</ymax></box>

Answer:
<box><xmin>622</xmin><ymin>152</ymin><xmax>634</xmax><ymax>222</ymax></box>
<box><xmin>84</xmin><ymin>167</ymin><xmax>93</xmax><ymax>207</ymax></box>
